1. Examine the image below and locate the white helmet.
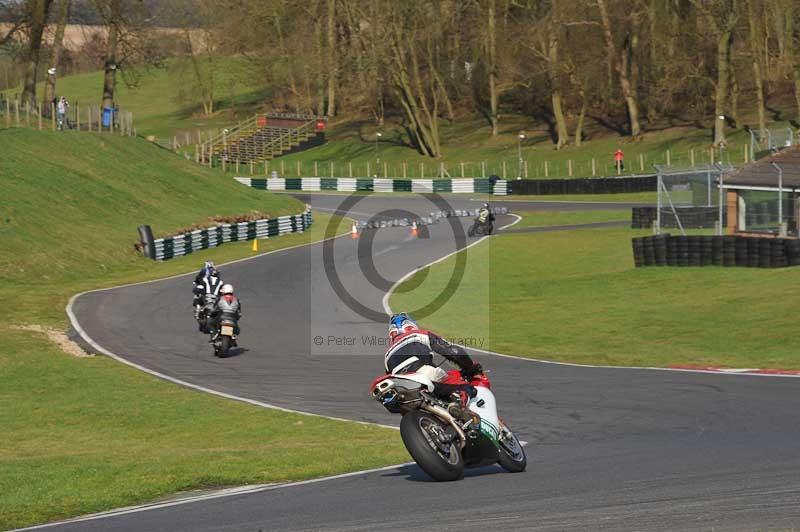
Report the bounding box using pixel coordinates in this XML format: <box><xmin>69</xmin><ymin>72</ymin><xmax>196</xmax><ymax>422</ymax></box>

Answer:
<box><xmin>221</xmin><ymin>283</ymin><xmax>234</xmax><ymax>295</ymax></box>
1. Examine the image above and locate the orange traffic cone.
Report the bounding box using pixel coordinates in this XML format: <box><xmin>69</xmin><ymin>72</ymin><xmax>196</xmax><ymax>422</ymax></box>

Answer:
<box><xmin>411</xmin><ymin>220</ymin><xmax>419</xmax><ymax>237</ymax></box>
<box><xmin>351</xmin><ymin>222</ymin><xmax>359</xmax><ymax>239</ymax></box>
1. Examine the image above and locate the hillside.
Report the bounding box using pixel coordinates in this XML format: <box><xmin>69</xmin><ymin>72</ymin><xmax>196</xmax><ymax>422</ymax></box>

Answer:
<box><xmin>0</xmin><ymin>129</ymin><xmax>302</xmax><ymax>292</ymax></box>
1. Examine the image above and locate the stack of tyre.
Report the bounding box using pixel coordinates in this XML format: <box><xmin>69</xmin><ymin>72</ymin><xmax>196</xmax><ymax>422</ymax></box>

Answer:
<box><xmin>632</xmin><ymin>234</ymin><xmax>796</xmax><ymax>268</ymax></box>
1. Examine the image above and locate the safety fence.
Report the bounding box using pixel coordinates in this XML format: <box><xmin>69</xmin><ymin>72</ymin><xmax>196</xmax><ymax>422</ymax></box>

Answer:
<box><xmin>234</xmin><ymin>177</ymin><xmax>509</xmax><ymax>195</ymax></box>
<box><xmin>632</xmin><ymin>234</ymin><xmax>800</xmax><ymax>268</ymax></box>
<box><xmin>631</xmin><ymin>206</ymin><xmax>724</xmax><ymax>229</ymax></box>
<box><xmin>509</xmin><ymin>175</ymin><xmax>656</xmax><ymax>195</ymax></box>
<box><xmin>137</xmin><ymin>208</ymin><xmax>312</xmax><ymax>261</ymax></box>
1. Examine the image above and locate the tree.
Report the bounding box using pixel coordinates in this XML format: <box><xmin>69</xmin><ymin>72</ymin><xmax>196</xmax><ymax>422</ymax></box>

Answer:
<box><xmin>745</xmin><ymin>0</ymin><xmax>766</xmax><ymax>135</ymax></box>
<box><xmin>19</xmin><ymin>0</ymin><xmax>54</xmax><ymax>109</ymax></box>
<box><xmin>43</xmin><ymin>0</ymin><xmax>70</xmax><ymax>110</ymax></box>
<box><xmin>97</xmin><ymin>0</ymin><xmax>120</xmax><ymax>110</ymax></box>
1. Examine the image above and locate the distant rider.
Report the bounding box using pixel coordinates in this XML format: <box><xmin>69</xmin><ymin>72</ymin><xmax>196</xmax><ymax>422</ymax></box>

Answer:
<box><xmin>210</xmin><ymin>283</ymin><xmax>242</xmax><ymax>344</ymax></box>
<box><xmin>193</xmin><ymin>261</ymin><xmax>222</xmax><ymax>317</ymax></box>
<box><xmin>384</xmin><ymin>313</ymin><xmax>484</xmax><ymax>413</ymax></box>
<box><xmin>477</xmin><ymin>203</ymin><xmax>495</xmax><ymax>226</ymax></box>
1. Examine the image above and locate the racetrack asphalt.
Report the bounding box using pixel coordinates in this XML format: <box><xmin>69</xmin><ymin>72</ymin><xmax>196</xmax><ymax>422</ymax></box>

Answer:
<box><xmin>55</xmin><ymin>194</ymin><xmax>800</xmax><ymax>532</ymax></box>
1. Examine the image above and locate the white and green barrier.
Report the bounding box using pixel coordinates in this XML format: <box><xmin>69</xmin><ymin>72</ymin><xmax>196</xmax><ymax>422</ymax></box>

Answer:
<box><xmin>138</xmin><ymin>208</ymin><xmax>312</xmax><ymax>261</ymax></box>
<box><xmin>234</xmin><ymin>177</ymin><xmax>509</xmax><ymax>195</ymax></box>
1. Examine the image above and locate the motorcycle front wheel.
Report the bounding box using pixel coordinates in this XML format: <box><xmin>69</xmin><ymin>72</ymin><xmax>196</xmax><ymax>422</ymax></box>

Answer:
<box><xmin>497</xmin><ymin>427</ymin><xmax>526</xmax><ymax>473</ymax></box>
<box><xmin>400</xmin><ymin>410</ymin><xmax>463</xmax><ymax>481</ymax></box>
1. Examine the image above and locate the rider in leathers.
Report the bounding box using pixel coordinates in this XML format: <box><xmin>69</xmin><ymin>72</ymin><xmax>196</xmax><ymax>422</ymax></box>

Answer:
<box><xmin>385</xmin><ymin>313</ymin><xmax>483</xmax><ymax>405</ymax></box>
<box><xmin>477</xmin><ymin>203</ymin><xmax>495</xmax><ymax>227</ymax></box>
<box><xmin>193</xmin><ymin>261</ymin><xmax>222</xmax><ymax>316</ymax></box>
<box><xmin>210</xmin><ymin>283</ymin><xmax>242</xmax><ymax>344</ymax></box>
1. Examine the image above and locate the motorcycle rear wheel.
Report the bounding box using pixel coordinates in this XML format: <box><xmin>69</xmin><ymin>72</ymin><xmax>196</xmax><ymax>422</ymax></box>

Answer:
<box><xmin>217</xmin><ymin>335</ymin><xmax>231</xmax><ymax>358</ymax></box>
<box><xmin>497</xmin><ymin>427</ymin><xmax>526</xmax><ymax>473</ymax></box>
<box><xmin>467</xmin><ymin>224</ymin><xmax>476</xmax><ymax>237</ymax></box>
<box><xmin>400</xmin><ymin>410</ymin><xmax>463</xmax><ymax>481</ymax></box>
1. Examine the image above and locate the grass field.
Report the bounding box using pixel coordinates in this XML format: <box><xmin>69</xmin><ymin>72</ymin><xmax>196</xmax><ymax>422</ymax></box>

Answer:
<box><xmin>511</xmin><ymin>209</ymin><xmax>629</xmax><ymax>228</ymax></box>
<box><xmin>390</xmin><ymin>210</ymin><xmax>800</xmax><ymax>369</ymax></box>
<box><xmin>0</xmin><ymin>130</ymin><xmax>406</xmax><ymax>530</ymax></box>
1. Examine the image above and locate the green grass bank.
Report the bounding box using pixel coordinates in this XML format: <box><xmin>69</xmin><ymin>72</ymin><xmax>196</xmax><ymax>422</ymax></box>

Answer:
<box><xmin>390</xmin><ymin>210</ymin><xmax>800</xmax><ymax>369</ymax></box>
<box><xmin>0</xmin><ymin>130</ymin><xmax>406</xmax><ymax>530</ymax></box>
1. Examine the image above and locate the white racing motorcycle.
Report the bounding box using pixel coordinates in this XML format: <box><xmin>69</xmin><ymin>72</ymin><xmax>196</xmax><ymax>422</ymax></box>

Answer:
<box><xmin>370</xmin><ymin>366</ymin><xmax>526</xmax><ymax>481</ymax></box>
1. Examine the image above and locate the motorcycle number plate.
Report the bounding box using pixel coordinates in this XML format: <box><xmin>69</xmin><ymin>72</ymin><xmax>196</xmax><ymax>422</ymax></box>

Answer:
<box><xmin>221</xmin><ymin>325</ymin><xmax>234</xmax><ymax>335</ymax></box>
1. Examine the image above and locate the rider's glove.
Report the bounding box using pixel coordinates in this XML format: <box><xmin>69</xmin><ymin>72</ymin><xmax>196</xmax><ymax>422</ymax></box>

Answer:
<box><xmin>461</xmin><ymin>363</ymin><xmax>484</xmax><ymax>381</ymax></box>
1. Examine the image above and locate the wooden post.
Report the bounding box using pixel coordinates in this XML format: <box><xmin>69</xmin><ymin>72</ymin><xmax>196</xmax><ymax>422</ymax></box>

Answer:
<box><xmin>4</xmin><ymin>99</ymin><xmax>10</xmax><ymax>128</ymax></box>
<box><xmin>236</xmin><ymin>159</ymin><xmax>240</xmax><ymax>173</ymax></box>
<box><xmin>315</xmin><ymin>161</ymin><xmax>319</xmax><ymax>177</ymax></box>
<box><xmin>461</xmin><ymin>162</ymin><xmax>465</xmax><ymax>178</ymax></box>
<box><xmin>525</xmin><ymin>160</ymin><xmax>529</xmax><ymax>178</ymax></box>
<box><xmin>502</xmin><ymin>161</ymin><xmax>507</xmax><ymax>179</ymax></box>
<box><xmin>592</xmin><ymin>158</ymin><xmax>596</xmax><ymax>176</ymax></box>
<box><xmin>349</xmin><ymin>162</ymin><xmax>353</xmax><ymax>177</ymax></box>
<box><xmin>25</xmin><ymin>101</ymin><xmax>30</xmax><ymax>127</ymax></box>
<box><xmin>481</xmin><ymin>161</ymin><xmax>486</xmax><ymax>177</ymax></box>
<box><xmin>384</xmin><ymin>161</ymin><xmax>388</xmax><ymax>178</ymax></box>
<box><xmin>402</xmin><ymin>162</ymin><xmax>407</xmax><ymax>178</ymax></box>
<box><xmin>639</xmin><ymin>154</ymin><xmax>644</xmax><ymax>172</ymax></box>
<box><xmin>15</xmin><ymin>99</ymin><xmax>20</xmax><ymax>127</ymax></box>
<box><xmin>250</xmin><ymin>161</ymin><xmax>254</xmax><ymax>175</ymax></box>
<box><xmin>743</xmin><ymin>144</ymin><xmax>748</xmax><ymax>163</ymax></box>
<box><xmin>296</xmin><ymin>160</ymin><xmax>301</xmax><ymax>177</ymax></box>
<box><xmin>265</xmin><ymin>160</ymin><xmax>268</xmax><ymax>175</ymax></box>
<box><xmin>281</xmin><ymin>160</ymin><xmax>285</xmax><ymax>176</ymax></box>
<box><xmin>50</xmin><ymin>103</ymin><xmax>55</xmax><ymax>131</ymax></box>
<box><xmin>709</xmin><ymin>147</ymin><xmax>714</xmax><ymax>164</ymax></box>
<box><xmin>37</xmin><ymin>103</ymin><xmax>42</xmax><ymax>130</ymax></box>
<box><xmin>330</xmin><ymin>161</ymin><xmax>334</xmax><ymax>178</ymax></box>
<box><xmin>420</xmin><ymin>162</ymin><xmax>424</xmax><ymax>178</ymax></box>
<box><xmin>666</xmin><ymin>149</ymin><xmax>671</xmax><ymax>167</ymax></box>
<box><xmin>366</xmin><ymin>161</ymin><xmax>370</xmax><ymax>177</ymax></box>
<box><xmin>568</xmin><ymin>160</ymin><xmax>573</xmax><ymax>177</ymax></box>
<box><xmin>195</xmin><ymin>144</ymin><xmax>200</xmax><ymax>163</ymax></box>
<box><xmin>690</xmin><ymin>148</ymin><xmax>695</xmax><ymax>167</ymax></box>
<box><xmin>222</xmin><ymin>156</ymin><xmax>227</xmax><ymax>172</ymax></box>
<box><xmin>184</xmin><ymin>132</ymin><xmax>190</xmax><ymax>146</ymax></box>
<box><xmin>545</xmin><ymin>160</ymin><xmax>549</xmax><ymax>177</ymax></box>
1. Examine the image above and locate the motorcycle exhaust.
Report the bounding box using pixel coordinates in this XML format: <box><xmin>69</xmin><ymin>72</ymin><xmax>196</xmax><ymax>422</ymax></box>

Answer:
<box><xmin>420</xmin><ymin>404</ymin><xmax>467</xmax><ymax>449</ymax></box>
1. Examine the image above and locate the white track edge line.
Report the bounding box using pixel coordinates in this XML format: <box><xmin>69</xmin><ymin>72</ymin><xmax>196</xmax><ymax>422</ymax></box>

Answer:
<box><xmin>12</xmin><ymin>462</ymin><xmax>415</xmax><ymax>531</ymax></box>
<box><xmin>383</xmin><ymin>214</ymin><xmax>800</xmax><ymax>380</ymax></box>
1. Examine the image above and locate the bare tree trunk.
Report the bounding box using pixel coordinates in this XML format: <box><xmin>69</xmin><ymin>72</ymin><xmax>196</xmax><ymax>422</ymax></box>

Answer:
<box><xmin>20</xmin><ymin>0</ymin><xmax>54</xmax><ymax>109</ymax></box>
<box><xmin>747</xmin><ymin>0</ymin><xmax>766</xmax><ymax>135</ymax></box>
<box><xmin>597</xmin><ymin>0</ymin><xmax>641</xmax><ymax>137</ymax></box>
<box><xmin>43</xmin><ymin>0</ymin><xmax>70</xmax><ymax>111</ymax></box>
<box><xmin>545</xmin><ymin>35</ymin><xmax>569</xmax><ymax>149</ymax></box>
<box><xmin>326</xmin><ymin>0</ymin><xmax>336</xmax><ymax>116</ymax></box>
<box><xmin>787</xmin><ymin>1</ymin><xmax>800</xmax><ymax>123</ymax></box>
<box><xmin>487</xmin><ymin>0</ymin><xmax>498</xmax><ymax>136</ymax></box>
<box><xmin>574</xmin><ymin>84</ymin><xmax>587</xmax><ymax>147</ymax></box>
<box><xmin>101</xmin><ymin>0</ymin><xmax>121</xmax><ymax>110</ymax></box>
<box><xmin>714</xmin><ymin>27</ymin><xmax>734</xmax><ymax>146</ymax></box>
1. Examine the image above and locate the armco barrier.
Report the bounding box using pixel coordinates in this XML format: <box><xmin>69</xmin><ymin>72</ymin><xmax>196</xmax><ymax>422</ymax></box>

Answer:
<box><xmin>632</xmin><ymin>234</ymin><xmax>799</xmax><ymax>268</ymax></box>
<box><xmin>235</xmin><ymin>177</ymin><xmax>508</xmax><ymax>195</ymax></box>
<box><xmin>139</xmin><ymin>208</ymin><xmax>312</xmax><ymax>261</ymax></box>
<box><xmin>509</xmin><ymin>175</ymin><xmax>656</xmax><ymax>195</ymax></box>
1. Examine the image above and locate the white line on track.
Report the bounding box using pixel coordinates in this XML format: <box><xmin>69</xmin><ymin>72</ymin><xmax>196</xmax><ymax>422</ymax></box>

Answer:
<box><xmin>382</xmin><ymin>213</ymin><xmax>800</xmax><ymax>380</ymax></box>
<box><xmin>66</xmin><ymin>231</ymin><xmax>399</xmax><ymax>430</ymax></box>
<box><xmin>11</xmin><ymin>463</ymin><xmax>415</xmax><ymax>531</ymax></box>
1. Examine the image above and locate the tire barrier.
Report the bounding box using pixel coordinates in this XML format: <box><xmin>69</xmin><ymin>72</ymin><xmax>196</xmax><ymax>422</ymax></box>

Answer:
<box><xmin>140</xmin><ymin>208</ymin><xmax>313</xmax><ymax>261</ymax></box>
<box><xmin>509</xmin><ymin>175</ymin><xmax>656</xmax><ymax>195</ymax></box>
<box><xmin>234</xmin><ymin>177</ymin><xmax>509</xmax><ymax>195</ymax></box>
<box><xmin>631</xmin><ymin>206</ymin><xmax>724</xmax><ymax>229</ymax></box>
<box><xmin>355</xmin><ymin>207</ymin><xmax>509</xmax><ymax>231</ymax></box>
<box><xmin>632</xmin><ymin>234</ymin><xmax>798</xmax><ymax>268</ymax></box>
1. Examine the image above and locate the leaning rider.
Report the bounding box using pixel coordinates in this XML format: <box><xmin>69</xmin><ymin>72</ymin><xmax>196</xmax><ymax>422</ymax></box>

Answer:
<box><xmin>477</xmin><ymin>203</ymin><xmax>495</xmax><ymax>226</ymax></box>
<box><xmin>385</xmin><ymin>313</ymin><xmax>483</xmax><ymax>420</ymax></box>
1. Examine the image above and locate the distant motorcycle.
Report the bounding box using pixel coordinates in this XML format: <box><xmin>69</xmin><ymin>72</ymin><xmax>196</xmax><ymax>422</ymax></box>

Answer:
<box><xmin>370</xmin><ymin>366</ymin><xmax>526</xmax><ymax>481</ymax></box>
<box><xmin>467</xmin><ymin>219</ymin><xmax>493</xmax><ymax>237</ymax></box>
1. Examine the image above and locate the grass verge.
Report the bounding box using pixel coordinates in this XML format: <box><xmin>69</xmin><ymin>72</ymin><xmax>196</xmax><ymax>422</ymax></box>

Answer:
<box><xmin>511</xmin><ymin>210</ymin><xmax>629</xmax><ymax>228</ymax></box>
<box><xmin>0</xmin><ymin>131</ymin><xmax>405</xmax><ymax>530</ymax></box>
<box><xmin>390</xmin><ymin>211</ymin><xmax>800</xmax><ymax>369</ymax></box>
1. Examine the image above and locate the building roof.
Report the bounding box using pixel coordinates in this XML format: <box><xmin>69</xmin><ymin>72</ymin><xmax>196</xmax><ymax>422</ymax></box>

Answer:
<box><xmin>723</xmin><ymin>146</ymin><xmax>800</xmax><ymax>190</ymax></box>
